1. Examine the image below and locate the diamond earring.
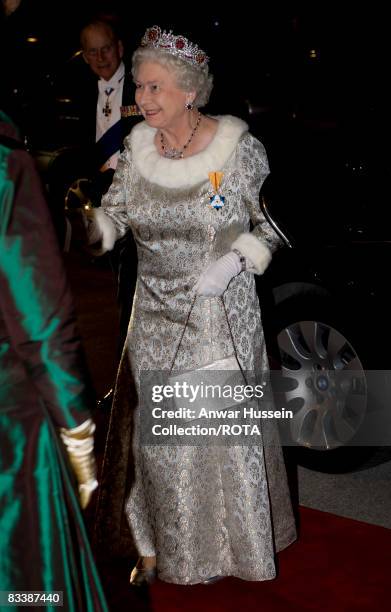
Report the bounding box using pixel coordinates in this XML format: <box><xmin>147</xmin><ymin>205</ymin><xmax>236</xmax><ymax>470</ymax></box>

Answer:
<box><xmin>185</xmin><ymin>102</ymin><xmax>194</xmax><ymax>110</ymax></box>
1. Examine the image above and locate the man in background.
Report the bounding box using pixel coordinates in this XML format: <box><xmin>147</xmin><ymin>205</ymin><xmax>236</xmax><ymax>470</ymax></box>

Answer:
<box><xmin>79</xmin><ymin>17</ymin><xmax>139</xmax><ymax>192</ymax></box>
<box><xmin>78</xmin><ymin>17</ymin><xmax>140</xmax><ymax>387</ymax></box>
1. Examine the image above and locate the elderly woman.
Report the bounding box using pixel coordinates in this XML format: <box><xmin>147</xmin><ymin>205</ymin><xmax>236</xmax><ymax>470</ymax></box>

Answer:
<box><xmin>93</xmin><ymin>25</ymin><xmax>296</xmax><ymax>586</ymax></box>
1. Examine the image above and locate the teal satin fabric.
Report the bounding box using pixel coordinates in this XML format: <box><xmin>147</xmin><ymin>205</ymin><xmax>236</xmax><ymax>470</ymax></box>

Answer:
<box><xmin>0</xmin><ymin>116</ymin><xmax>108</xmax><ymax>610</ymax></box>
<box><xmin>0</xmin><ymin>405</ymin><xmax>108</xmax><ymax>611</ymax></box>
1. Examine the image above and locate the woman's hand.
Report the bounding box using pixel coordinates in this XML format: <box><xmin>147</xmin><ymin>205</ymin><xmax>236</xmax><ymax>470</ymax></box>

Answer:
<box><xmin>194</xmin><ymin>251</ymin><xmax>242</xmax><ymax>296</ymax></box>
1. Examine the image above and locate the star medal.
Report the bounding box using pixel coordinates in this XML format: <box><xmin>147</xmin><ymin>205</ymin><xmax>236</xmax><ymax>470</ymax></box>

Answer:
<box><xmin>208</xmin><ymin>171</ymin><xmax>225</xmax><ymax>209</ymax></box>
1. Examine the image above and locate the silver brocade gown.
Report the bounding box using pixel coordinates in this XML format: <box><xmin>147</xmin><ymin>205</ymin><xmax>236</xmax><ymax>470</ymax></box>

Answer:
<box><xmin>101</xmin><ymin>116</ymin><xmax>296</xmax><ymax>584</ymax></box>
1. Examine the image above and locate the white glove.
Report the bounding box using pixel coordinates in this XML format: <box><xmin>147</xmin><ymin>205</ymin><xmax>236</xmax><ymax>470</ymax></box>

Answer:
<box><xmin>84</xmin><ymin>212</ymin><xmax>103</xmax><ymax>245</ymax></box>
<box><xmin>195</xmin><ymin>251</ymin><xmax>242</xmax><ymax>296</ymax></box>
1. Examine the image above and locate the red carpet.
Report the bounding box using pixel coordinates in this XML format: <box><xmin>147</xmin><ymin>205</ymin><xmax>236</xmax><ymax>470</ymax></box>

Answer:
<box><xmin>145</xmin><ymin>507</ymin><xmax>390</xmax><ymax>612</ymax></box>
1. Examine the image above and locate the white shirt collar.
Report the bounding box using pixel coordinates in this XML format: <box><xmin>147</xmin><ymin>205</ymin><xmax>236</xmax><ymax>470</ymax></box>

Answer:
<box><xmin>98</xmin><ymin>61</ymin><xmax>125</xmax><ymax>90</ymax></box>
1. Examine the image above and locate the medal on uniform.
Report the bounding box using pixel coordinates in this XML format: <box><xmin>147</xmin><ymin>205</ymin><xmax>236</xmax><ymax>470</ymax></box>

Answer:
<box><xmin>102</xmin><ymin>87</ymin><xmax>114</xmax><ymax>117</ymax></box>
<box><xmin>208</xmin><ymin>172</ymin><xmax>225</xmax><ymax>209</ymax></box>
<box><xmin>121</xmin><ymin>104</ymin><xmax>142</xmax><ymax>117</ymax></box>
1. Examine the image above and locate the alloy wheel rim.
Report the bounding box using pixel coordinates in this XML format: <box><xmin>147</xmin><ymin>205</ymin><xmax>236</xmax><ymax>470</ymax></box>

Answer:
<box><xmin>276</xmin><ymin>320</ymin><xmax>367</xmax><ymax>450</ymax></box>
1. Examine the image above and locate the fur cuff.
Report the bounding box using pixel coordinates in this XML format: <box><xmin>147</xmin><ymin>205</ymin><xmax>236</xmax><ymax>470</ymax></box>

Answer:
<box><xmin>92</xmin><ymin>208</ymin><xmax>117</xmax><ymax>252</ymax></box>
<box><xmin>231</xmin><ymin>233</ymin><xmax>272</xmax><ymax>274</ymax></box>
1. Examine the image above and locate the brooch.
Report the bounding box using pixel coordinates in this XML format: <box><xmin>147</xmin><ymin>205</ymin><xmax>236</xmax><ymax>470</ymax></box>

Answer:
<box><xmin>208</xmin><ymin>171</ymin><xmax>225</xmax><ymax>210</ymax></box>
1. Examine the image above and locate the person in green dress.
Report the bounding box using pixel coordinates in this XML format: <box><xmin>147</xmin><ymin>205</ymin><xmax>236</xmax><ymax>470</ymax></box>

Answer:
<box><xmin>0</xmin><ymin>110</ymin><xmax>108</xmax><ymax>612</ymax></box>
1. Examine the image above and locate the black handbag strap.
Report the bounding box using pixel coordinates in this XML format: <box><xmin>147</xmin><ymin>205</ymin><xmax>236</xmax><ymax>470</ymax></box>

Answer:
<box><xmin>169</xmin><ymin>295</ymin><xmax>197</xmax><ymax>374</ymax></box>
<box><xmin>169</xmin><ymin>294</ymin><xmax>248</xmax><ymax>385</ymax></box>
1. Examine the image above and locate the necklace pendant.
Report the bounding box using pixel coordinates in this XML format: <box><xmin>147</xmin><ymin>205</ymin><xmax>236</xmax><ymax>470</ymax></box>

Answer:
<box><xmin>160</xmin><ymin>111</ymin><xmax>202</xmax><ymax>160</ymax></box>
<box><xmin>163</xmin><ymin>147</ymin><xmax>183</xmax><ymax>160</ymax></box>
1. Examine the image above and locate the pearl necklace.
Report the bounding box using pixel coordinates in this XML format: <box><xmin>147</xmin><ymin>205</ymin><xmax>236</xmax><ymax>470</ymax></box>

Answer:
<box><xmin>160</xmin><ymin>112</ymin><xmax>202</xmax><ymax>159</ymax></box>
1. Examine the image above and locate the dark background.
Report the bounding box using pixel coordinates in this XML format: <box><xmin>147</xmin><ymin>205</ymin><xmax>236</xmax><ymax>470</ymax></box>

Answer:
<box><xmin>1</xmin><ymin>1</ymin><xmax>387</xmax><ymax>243</ymax></box>
<box><xmin>1</xmin><ymin>1</ymin><xmax>384</xmax><ymax>137</ymax></box>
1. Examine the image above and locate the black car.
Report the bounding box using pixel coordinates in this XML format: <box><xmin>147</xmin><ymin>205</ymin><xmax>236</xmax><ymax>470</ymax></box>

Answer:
<box><xmin>249</xmin><ymin>105</ymin><xmax>390</xmax><ymax>468</ymax></box>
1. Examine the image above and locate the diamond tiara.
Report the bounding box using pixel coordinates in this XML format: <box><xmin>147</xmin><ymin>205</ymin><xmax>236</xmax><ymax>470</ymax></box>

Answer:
<box><xmin>140</xmin><ymin>25</ymin><xmax>209</xmax><ymax>68</ymax></box>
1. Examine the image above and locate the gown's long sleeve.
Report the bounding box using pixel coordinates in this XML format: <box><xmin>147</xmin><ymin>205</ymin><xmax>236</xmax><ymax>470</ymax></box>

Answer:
<box><xmin>231</xmin><ymin>134</ymin><xmax>283</xmax><ymax>274</ymax></box>
<box><xmin>91</xmin><ymin>140</ymin><xmax>134</xmax><ymax>250</ymax></box>
<box><xmin>0</xmin><ymin>141</ymin><xmax>93</xmax><ymax>429</ymax></box>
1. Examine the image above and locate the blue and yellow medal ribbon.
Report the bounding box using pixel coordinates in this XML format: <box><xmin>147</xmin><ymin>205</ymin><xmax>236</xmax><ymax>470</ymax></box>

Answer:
<box><xmin>208</xmin><ymin>172</ymin><xmax>225</xmax><ymax>210</ymax></box>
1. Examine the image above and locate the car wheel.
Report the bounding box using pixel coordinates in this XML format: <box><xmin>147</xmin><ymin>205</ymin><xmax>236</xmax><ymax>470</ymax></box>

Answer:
<box><xmin>272</xmin><ymin>295</ymin><xmax>375</xmax><ymax>471</ymax></box>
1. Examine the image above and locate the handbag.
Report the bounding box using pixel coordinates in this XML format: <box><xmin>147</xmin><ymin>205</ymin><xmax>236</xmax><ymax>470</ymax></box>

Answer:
<box><xmin>167</xmin><ymin>296</ymin><xmax>248</xmax><ymax>421</ymax></box>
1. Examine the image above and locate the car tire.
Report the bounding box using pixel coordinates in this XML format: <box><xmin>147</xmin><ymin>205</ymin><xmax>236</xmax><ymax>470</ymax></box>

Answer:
<box><xmin>270</xmin><ymin>294</ymin><xmax>377</xmax><ymax>472</ymax></box>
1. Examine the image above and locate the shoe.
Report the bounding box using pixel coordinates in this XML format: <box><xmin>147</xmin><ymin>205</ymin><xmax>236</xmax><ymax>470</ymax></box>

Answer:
<box><xmin>129</xmin><ymin>559</ymin><xmax>157</xmax><ymax>587</ymax></box>
<box><xmin>96</xmin><ymin>387</ymin><xmax>114</xmax><ymax>411</ymax></box>
<box><xmin>202</xmin><ymin>575</ymin><xmax>224</xmax><ymax>585</ymax></box>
